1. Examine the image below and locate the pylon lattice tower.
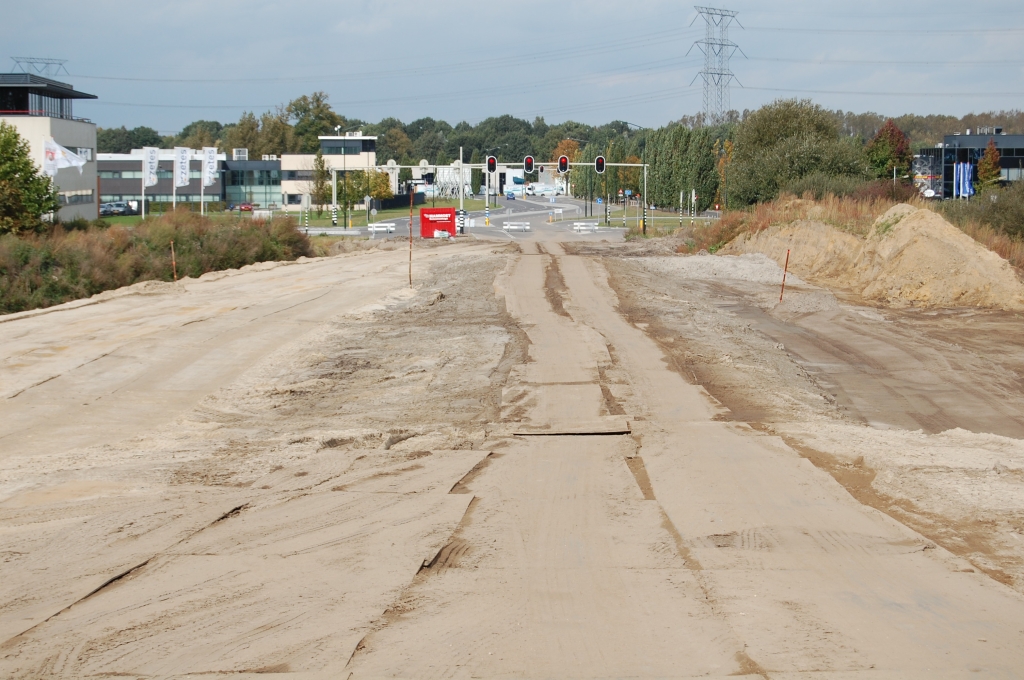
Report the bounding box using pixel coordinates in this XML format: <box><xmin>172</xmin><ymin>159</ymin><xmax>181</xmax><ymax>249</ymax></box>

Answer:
<box><xmin>689</xmin><ymin>6</ymin><xmax>743</xmax><ymax>124</ymax></box>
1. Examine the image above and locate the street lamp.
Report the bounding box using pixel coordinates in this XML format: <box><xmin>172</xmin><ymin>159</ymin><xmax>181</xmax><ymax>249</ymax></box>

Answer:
<box><xmin>334</xmin><ymin>123</ymin><xmax>360</xmax><ymax>228</ymax></box>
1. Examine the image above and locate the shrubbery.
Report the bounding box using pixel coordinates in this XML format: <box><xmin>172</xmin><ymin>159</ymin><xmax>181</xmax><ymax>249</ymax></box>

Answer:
<box><xmin>0</xmin><ymin>211</ymin><xmax>313</xmax><ymax>314</ymax></box>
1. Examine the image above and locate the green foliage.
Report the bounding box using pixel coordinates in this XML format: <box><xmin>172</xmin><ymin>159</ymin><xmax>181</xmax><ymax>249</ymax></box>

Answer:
<box><xmin>731</xmin><ymin>99</ymin><xmax>871</xmax><ymax>204</ymax></box>
<box><xmin>96</xmin><ymin>126</ymin><xmax>162</xmax><ymax>153</ymax></box>
<box><xmin>312</xmin><ymin>150</ymin><xmax>330</xmax><ymax>217</ymax></box>
<box><xmin>780</xmin><ymin>172</ymin><xmax>868</xmax><ymax>199</ymax></box>
<box><xmin>470</xmin><ymin>149</ymin><xmax>482</xmax><ymax>193</ymax></box>
<box><xmin>833</xmin><ymin>109</ymin><xmax>1024</xmax><ymax>149</ymax></box>
<box><xmin>0</xmin><ymin>212</ymin><xmax>313</xmax><ymax>314</ymax></box>
<box><xmin>977</xmin><ymin>138</ymin><xmax>1002</xmax><ymax>190</ymax></box>
<box><xmin>865</xmin><ymin>119</ymin><xmax>911</xmax><ymax>179</ymax></box>
<box><xmin>0</xmin><ymin>122</ymin><xmax>59</xmax><ymax>235</ymax></box>
<box><xmin>287</xmin><ymin>91</ymin><xmax>350</xmax><ymax>153</ymax></box>
<box><xmin>940</xmin><ymin>180</ymin><xmax>1024</xmax><ymax>238</ymax></box>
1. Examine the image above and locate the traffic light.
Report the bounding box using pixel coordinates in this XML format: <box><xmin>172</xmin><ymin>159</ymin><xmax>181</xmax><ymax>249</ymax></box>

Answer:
<box><xmin>487</xmin><ymin>156</ymin><xmax>497</xmax><ymax>173</ymax></box>
<box><xmin>524</xmin><ymin>155</ymin><xmax>534</xmax><ymax>173</ymax></box>
<box><xmin>595</xmin><ymin>156</ymin><xmax>605</xmax><ymax>174</ymax></box>
<box><xmin>558</xmin><ymin>155</ymin><xmax>568</xmax><ymax>173</ymax></box>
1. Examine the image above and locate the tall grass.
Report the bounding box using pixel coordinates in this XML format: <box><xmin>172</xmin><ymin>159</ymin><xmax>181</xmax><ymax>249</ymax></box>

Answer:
<box><xmin>0</xmin><ymin>211</ymin><xmax>313</xmax><ymax>314</ymax></box>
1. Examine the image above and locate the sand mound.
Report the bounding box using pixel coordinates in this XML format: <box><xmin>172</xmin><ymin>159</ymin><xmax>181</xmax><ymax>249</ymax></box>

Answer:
<box><xmin>723</xmin><ymin>204</ymin><xmax>1024</xmax><ymax>309</ymax></box>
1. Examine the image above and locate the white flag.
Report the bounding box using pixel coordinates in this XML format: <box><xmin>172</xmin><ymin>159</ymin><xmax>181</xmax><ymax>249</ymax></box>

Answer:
<box><xmin>42</xmin><ymin>138</ymin><xmax>86</xmax><ymax>177</ymax></box>
<box><xmin>174</xmin><ymin>147</ymin><xmax>191</xmax><ymax>188</ymax></box>
<box><xmin>142</xmin><ymin>147</ymin><xmax>160</xmax><ymax>187</ymax></box>
<box><xmin>202</xmin><ymin>147</ymin><xmax>218</xmax><ymax>187</ymax></box>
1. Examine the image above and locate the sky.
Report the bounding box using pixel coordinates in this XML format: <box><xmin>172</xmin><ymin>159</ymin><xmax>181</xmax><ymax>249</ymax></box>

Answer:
<box><xmin>4</xmin><ymin>0</ymin><xmax>1023</xmax><ymax>134</ymax></box>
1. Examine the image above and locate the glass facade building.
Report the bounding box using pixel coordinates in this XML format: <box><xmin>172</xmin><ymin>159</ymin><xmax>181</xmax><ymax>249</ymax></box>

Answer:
<box><xmin>223</xmin><ymin>160</ymin><xmax>281</xmax><ymax>208</ymax></box>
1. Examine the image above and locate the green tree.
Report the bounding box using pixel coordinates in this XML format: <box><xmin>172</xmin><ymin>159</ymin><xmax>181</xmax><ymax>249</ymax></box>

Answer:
<box><xmin>96</xmin><ymin>125</ymin><xmax>163</xmax><ymax>153</ymax></box>
<box><xmin>221</xmin><ymin>112</ymin><xmax>260</xmax><ymax>154</ymax></box>
<box><xmin>731</xmin><ymin>99</ymin><xmax>871</xmax><ymax>204</ymax></box>
<box><xmin>977</xmin><ymin>138</ymin><xmax>1002</xmax><ymax>191</ymax></box>
<box><xmin>255</xmin><ymin>108</ymin><xmax>298</xmax><ymax>156</ymax></box>
<box><xmin>866</xmin><ymin>119</ymin><xmax>912</xmax><ymax>179</ymax></box>
<box><xmin>287</xmin><ymin>92</ymin><xmax>345</xmax><ymax>153</ymax></box>
<box><xmin>377</xmin><ymin>126</ymin><xmax>412</xmax><ymax>163</ymax></box>
<box><xmin>0</xmin><ymin>121</ymin><xmax>59</xmax><ymax>234</ymax></box>
<box><xmin>311</xmin><ymin>150</ymin><xmax>330</xmax><ymax>217</ymax></box>
<box><xmin>470</xmin><ymin>149</ymin><xmax>482</xmax><ymax>195</ymax></box>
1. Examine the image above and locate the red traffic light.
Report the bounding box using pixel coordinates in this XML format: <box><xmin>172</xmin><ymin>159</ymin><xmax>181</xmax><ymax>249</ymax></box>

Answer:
<box><xmin>595</xmin><ymin>156</ymin><xmax>605</xmax><ymax>174</ymax></box>
<box><xmin>524</xmin><ymin>155</ymin><xmax>534</xmax><ymax>173</ymax></box>
<box><xmin>487</xmin><ymin>156</ymin><xmax>497</xmax><ymax>173</ymax></box>
<box><xmin>558</xmin><ymin>155</ymin><xmax>568</xmax><ymax>173</ymax></box>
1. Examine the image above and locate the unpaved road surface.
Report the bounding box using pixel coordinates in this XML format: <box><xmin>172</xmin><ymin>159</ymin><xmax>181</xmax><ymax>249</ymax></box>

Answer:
<box><xmin>2</xmin><ymin>230</ymin><xmax>1024</xmax><ymax>678</ymax></box>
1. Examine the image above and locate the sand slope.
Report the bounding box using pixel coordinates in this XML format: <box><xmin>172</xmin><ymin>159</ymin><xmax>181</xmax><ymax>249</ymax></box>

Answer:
<box><xmin>724</xmin><ymin>204</ymin><xmax>1024</xmax><ymax>309</ymax></box>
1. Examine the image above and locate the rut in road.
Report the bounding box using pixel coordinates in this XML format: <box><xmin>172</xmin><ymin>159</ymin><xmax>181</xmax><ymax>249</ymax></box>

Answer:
<box><xmin>347</xmin><ymin>241</ymin><xmax>759</xmax><ymax>678</ymax></box>
<box><xmin>348</xmin><ymin>240</ymin><xmax>1024</xmax><ymax>679</ymax></box>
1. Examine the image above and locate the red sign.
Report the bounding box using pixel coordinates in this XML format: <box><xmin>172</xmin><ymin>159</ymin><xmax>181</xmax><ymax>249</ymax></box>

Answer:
<box><xmin>419</xmin><ymin>207</ymin><xmax>457</xmax><ymax>238</ymax></box>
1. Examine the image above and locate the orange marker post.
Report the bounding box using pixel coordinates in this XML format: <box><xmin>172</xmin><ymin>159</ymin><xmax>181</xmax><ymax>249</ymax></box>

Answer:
<box><xmin>779</xmin><ymin>248</ymin><xmax>790</xmax><ymax>303</ymax></box>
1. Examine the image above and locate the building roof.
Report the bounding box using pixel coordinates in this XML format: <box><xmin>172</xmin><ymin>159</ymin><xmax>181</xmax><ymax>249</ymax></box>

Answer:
<box><xmin>942</xmin><ymin>133</ymin><xmax>1024</xmax><ymax>147</ymax></box>
<box><xmin>0</xmin><ymin>73</ymin><xmax>97</xmax><ymax>100</ymax></box>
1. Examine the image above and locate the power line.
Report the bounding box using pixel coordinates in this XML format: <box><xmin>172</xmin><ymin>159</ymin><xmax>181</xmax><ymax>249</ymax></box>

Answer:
<box><xmin>749</xmin><ymin>56</ymin><xmax>1024</xmax><ymax>67</ymax></box>
<box><xmin>68</xmin><ymin>27</ymin><xmax>701</xmax><ymax>85</ymax></box>
<box><xmin>82</xmin><ymin>56</ymin><xmax>706</xmax><ymax>112</ymax></box>
<box><xmin>745</xmin><ymin>25</ymin><xmax>1024</xmax><ymax>34</ymax></box>
<box><xmin>741</xmin><ymin>86</ymin><xmax>1024</xmax><ymax>97</ymax></box>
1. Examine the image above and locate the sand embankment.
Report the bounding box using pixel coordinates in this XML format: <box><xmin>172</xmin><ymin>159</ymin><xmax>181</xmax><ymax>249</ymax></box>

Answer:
<box><xmin>723</xmin><ymin>204</ymin><xmax>1024</xmax><ymax>309</ymax></box>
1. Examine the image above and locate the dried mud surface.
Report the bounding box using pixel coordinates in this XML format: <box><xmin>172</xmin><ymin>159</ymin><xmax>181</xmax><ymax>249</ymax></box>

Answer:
<box><xmin>604</xmin><ymin>252</ymin><xmax>1024</xmax><ymax>594</ymax></box>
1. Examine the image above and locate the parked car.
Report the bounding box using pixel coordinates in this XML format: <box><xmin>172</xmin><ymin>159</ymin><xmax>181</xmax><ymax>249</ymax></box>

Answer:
<box><xmin>505</xmin><ymin>192</ymin><xmax>515</xmax><ymax>200</ymax></box>
<box><xmin>99</xmin><ymin>203</ymin><xmax>114</xmax><ymax>216</ymax></box>
<box><xmin>108</xmin><ymin>201</ymin><xmax>132</xmax><ymax>216</ymax></box>
<box><xmin>239</xmin><ymin>203</ymin><xmax>253</xmax><ymax>212</ymax></box>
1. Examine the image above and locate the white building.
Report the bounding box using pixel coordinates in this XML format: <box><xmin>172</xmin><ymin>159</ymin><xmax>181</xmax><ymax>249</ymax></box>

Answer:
<box><xmin>0</xmin><ymin>74</ymin><xmax>98</xmax><ymax>221</ymax></box>
<box><xmin>280</xmin><ymin>132</ymin><xmax>377</xmax><ymax>211</ymax></box>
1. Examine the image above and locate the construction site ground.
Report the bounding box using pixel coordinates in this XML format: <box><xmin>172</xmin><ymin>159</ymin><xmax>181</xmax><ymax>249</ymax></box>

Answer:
<box><xmin>2</xmin><ymin>210</ymin><xmax>1024</xmax><ymax>678</ymax></box>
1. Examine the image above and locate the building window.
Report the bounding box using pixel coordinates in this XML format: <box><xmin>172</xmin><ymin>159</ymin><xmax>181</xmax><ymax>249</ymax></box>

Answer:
<box><xmin>286</xmin><ymin>194</ymin><xmax>303</xmax><ymax>205</ymax></box>
<box><xmin>75</xmin><ymin>148</ymin><xmax>93</xmax><ymax>161</ymax></box>
<box><xmin>283</xmin><ymin>170</ymin><xmax>313</xmax><ymax>181</ymax></box>
<box><xmin>321</xmin><ymin>140</ymin><xmax>367</xmax><ymax>155</ymax></box>
<box><xmin>59</xmin><ymin>189</ymin><xmax>94</xmax><ymax>205</ymax></box>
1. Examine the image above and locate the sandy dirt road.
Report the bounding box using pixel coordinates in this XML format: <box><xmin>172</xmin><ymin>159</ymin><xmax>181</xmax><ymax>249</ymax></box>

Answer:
<box><xmin>2</xmin><ymin>233</ymin><xmax>1024</xmax><ymax>678</ymax></box>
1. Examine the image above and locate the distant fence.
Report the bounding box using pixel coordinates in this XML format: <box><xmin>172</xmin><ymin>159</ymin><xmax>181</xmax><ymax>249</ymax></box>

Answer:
<box><xmin>377</xmin><ymin>192</ymin><xmax>425</xmax><ymax>211</ymax></box>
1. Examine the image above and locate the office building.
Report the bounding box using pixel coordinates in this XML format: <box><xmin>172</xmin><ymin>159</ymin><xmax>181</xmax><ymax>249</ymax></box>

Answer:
<box><xmin>0</xmin><ymin>73</ymin><xmax>98</xmax><ymax>220</ymax></box>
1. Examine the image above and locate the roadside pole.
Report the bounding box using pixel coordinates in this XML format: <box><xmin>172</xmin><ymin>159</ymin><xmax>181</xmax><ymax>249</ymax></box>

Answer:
<box><xmin>331</xmin><ymin>168</ymin><xmax>337</xmax><ymax>226</ymax></box>
<box><xmin>141</xmin><ymin>164</ymin><xmax>145</xmax><ymax>220</ymax></box>
<box><xmin>642</xmin><ymin>164</ymin><xmax>648</xmax><ymax>235</ymax></box>
<box><xmin>679</xmin><ymin>190</ymin><xmax>684</xmax><ymax>231</ymax></box>
<box><xmin>408</xmin><ymin>186</ymin><xmax>414</xmax><ymax>287</ymax></box>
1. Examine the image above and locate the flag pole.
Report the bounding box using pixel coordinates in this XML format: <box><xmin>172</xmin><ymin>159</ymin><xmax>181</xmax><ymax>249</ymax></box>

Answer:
<box><xmin>141</xmin><ymin>156</ymin><xmax>146</xmax><ymax>220</ymax></box>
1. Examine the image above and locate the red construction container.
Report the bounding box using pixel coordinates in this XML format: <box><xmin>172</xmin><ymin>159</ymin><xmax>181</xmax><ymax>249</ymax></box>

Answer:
<box><xmin>419</xmin><ymin>207</ymin><xmax>457</xmax><ymax>238</ymax></box>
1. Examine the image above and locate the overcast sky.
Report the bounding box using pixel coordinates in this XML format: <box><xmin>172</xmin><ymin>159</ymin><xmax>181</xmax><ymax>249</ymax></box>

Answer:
<box><xmin>4</xmin><ymin>0</ymin><xmax>1023</xmax><ymax>133</ymax></box>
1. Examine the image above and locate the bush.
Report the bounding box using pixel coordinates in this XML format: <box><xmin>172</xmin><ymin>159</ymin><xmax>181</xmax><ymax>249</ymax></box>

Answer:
<box><xmin>781</xmin><ymin>172</ymin><xmax>868</xmax><ymax>199</ymax></box>
<box><xmin>0</xmin><ymin>212</ymin><xmax>313</xmax><ymax>314</ymax></box>
<box><xmin>730</xmin><ymin>100</ymin><xmax>872</xmax><ymax>205</ymax></box>
<box><xmin>939</xmin><ymin>181</ymin><xmax>1024</xmax><ymax>239</ymax></box>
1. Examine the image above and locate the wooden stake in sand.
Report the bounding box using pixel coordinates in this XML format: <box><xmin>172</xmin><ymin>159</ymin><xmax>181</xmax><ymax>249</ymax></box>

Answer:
<box><xmin>779</xmin><ymin>248</ymin><xmax>790</xmax><ymax>303</ymax></box>
<box><xmin>170</xmin><ymin>240</ymin><xmax>178</xmax><ymax>282</ymax></box>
